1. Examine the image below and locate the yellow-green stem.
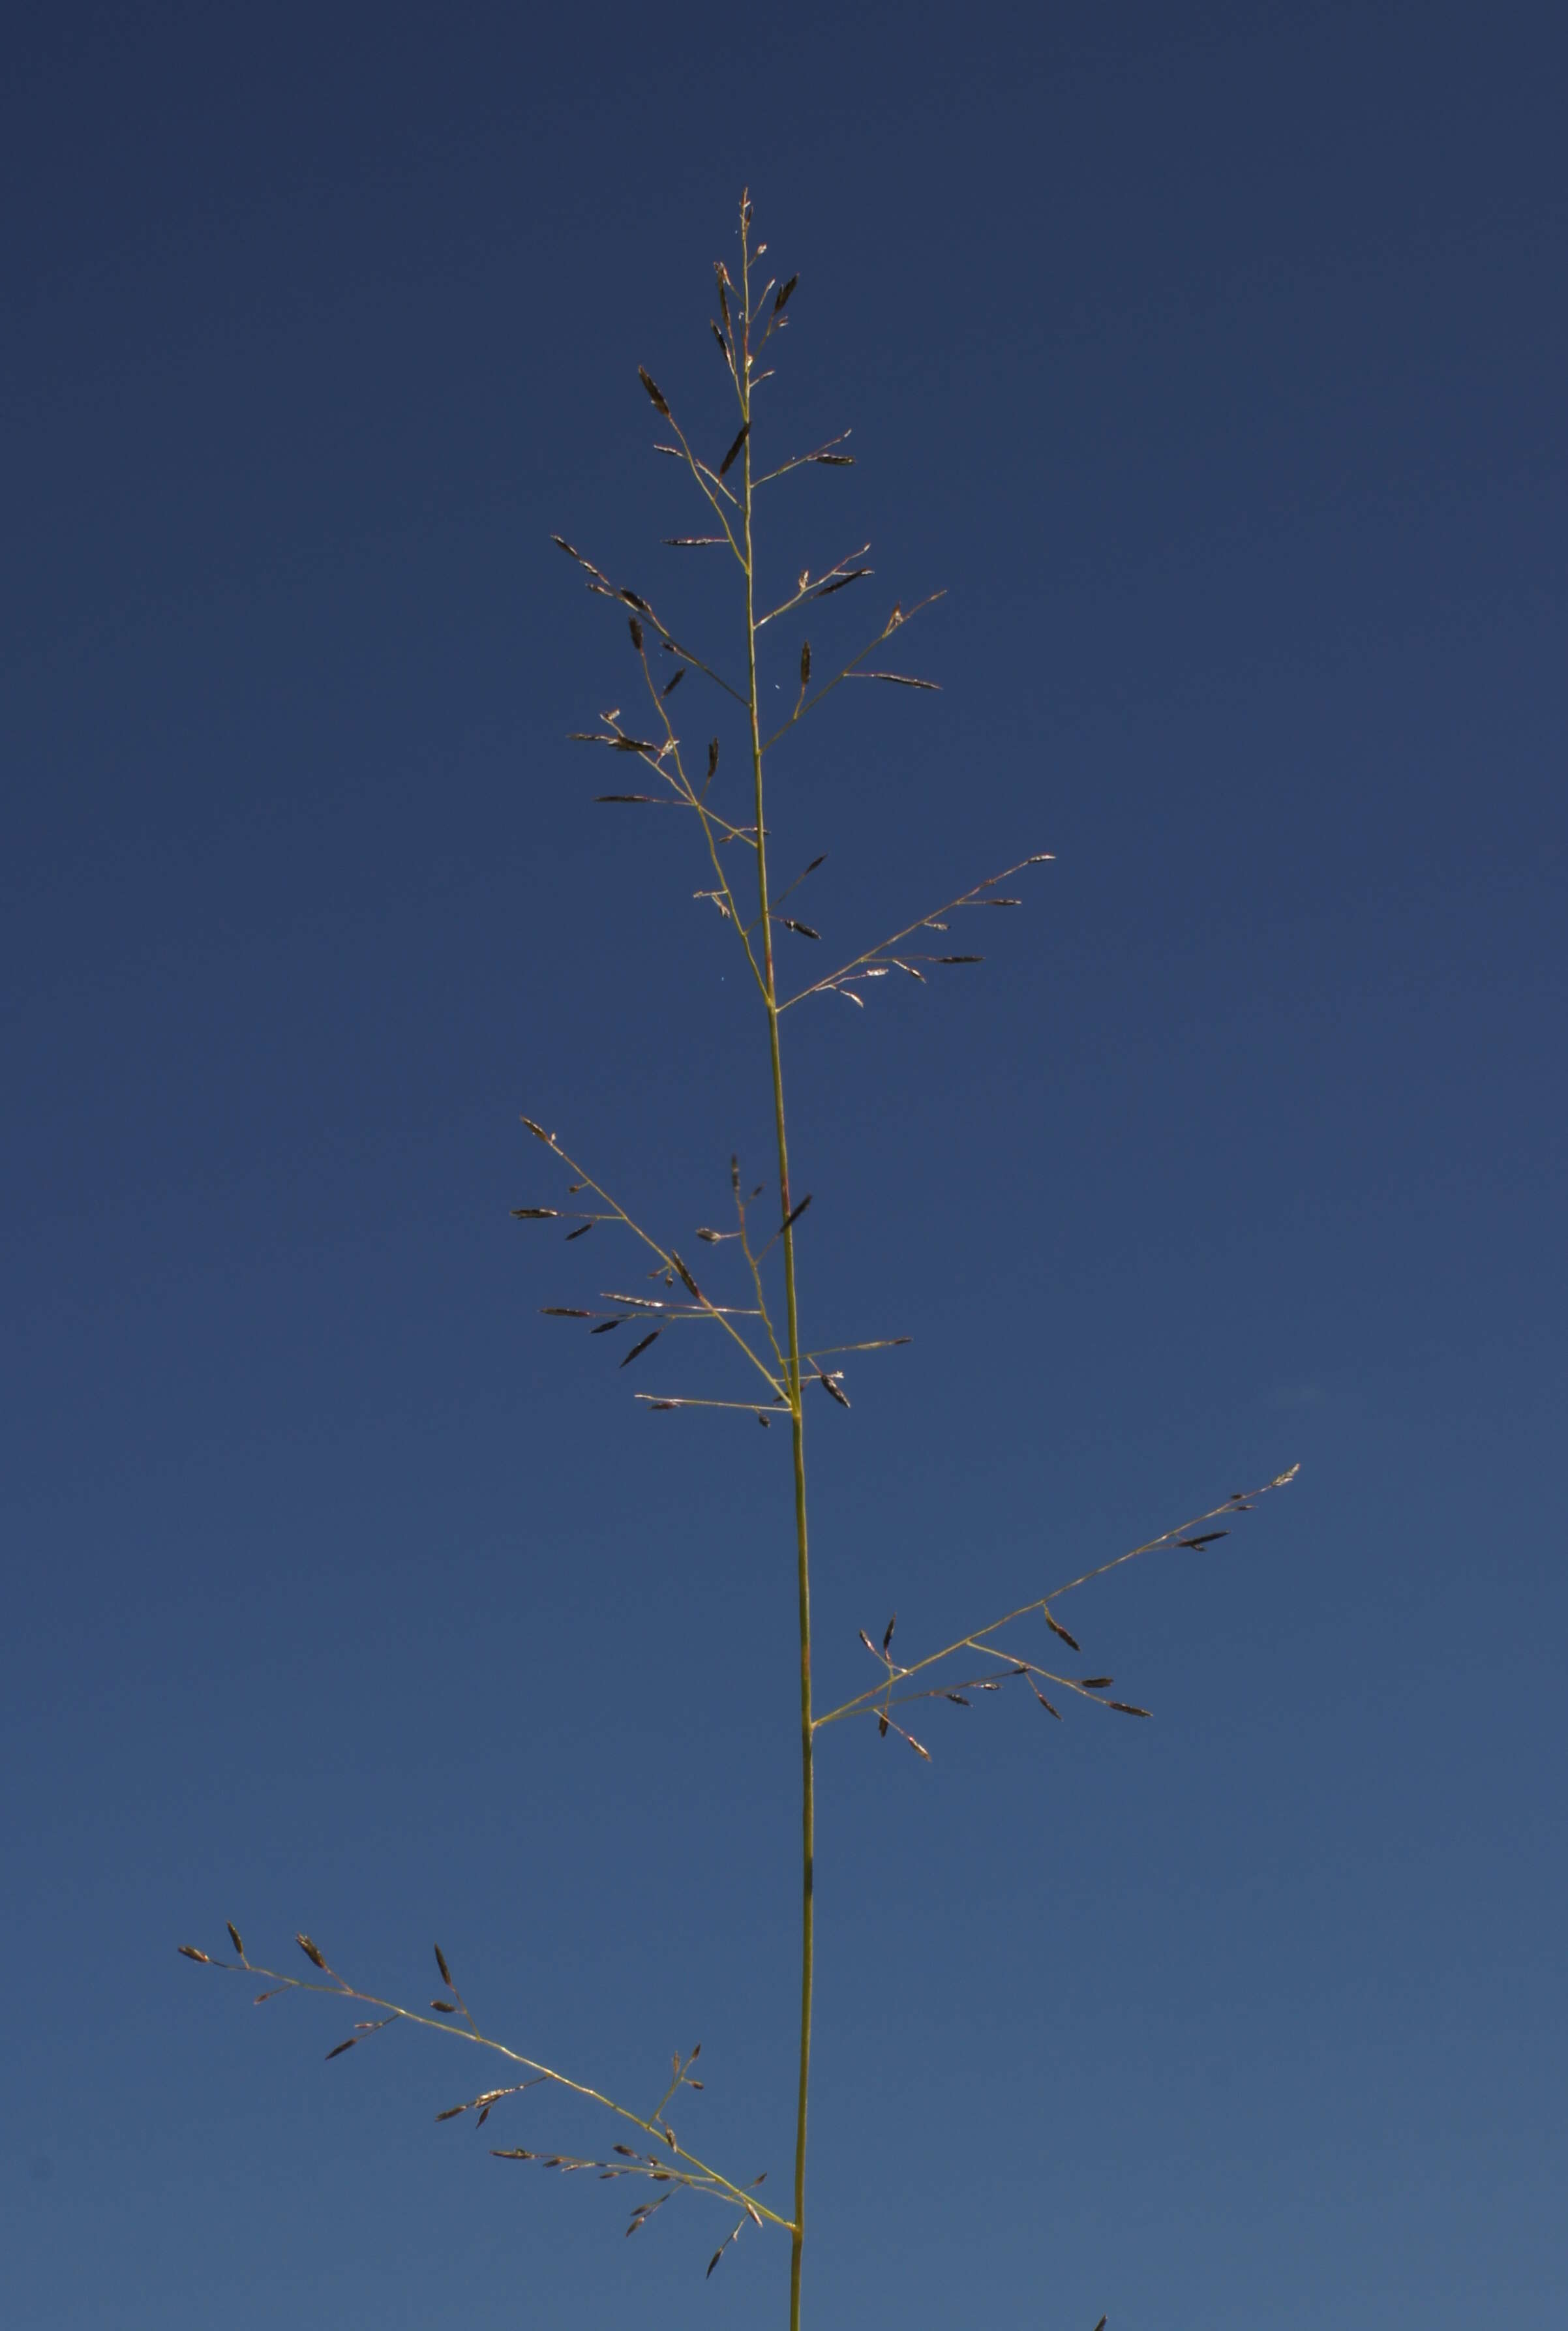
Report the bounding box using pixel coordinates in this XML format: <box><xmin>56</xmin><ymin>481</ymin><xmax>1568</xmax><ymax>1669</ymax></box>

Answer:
<box><xmin>739</xmin><ymin>248</ymin><xmax>813</xmax><ymax>2331</ymax></box>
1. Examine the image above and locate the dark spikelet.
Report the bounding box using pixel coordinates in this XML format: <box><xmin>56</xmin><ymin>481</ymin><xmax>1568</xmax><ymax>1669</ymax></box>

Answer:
<box><xmin>800</xmin><ymin>639</ymin><xmax>811</xmax><ymax>689</ymax></box>
<box><xmin>711</xmin><ymin>320</ymin><xmax>731</xmax><ymax>364</ymax></box>
<box><xmin>590</xmin><ymin>1318</ymin><xmax>624</xmax><ymax>1334</ymax></box>
<box><xmin>1179</xmin><ymin>1531</ymin><xmax>1229</xmax><ymax>1548</ymax></box>
<box><xmin>879</xmin><ymin>1712</ymin><xmax>889</xmax><ymax>1737</ymax></box>
<box><xmin>810</xmin><ymin>567</ymin><xmax>871</xmax><ymax>597</ymax></box>
<box><xmin>178</xmin><ymin>1945</ymin><xmax>211</xmax><ymax>1963</ymax></box>
<box><xmin>476</xmin><ymin>2107</ymin><xmax>490</xmax><ymax>2128</ymax></box>
<box><xmin>882</xmin><ymin>1614</ymin><xmax>896</xmax><ymax>1653</ymax></box>
<box><xmin>669</xmin><ymin>1252</ymin><xmax>703</xmax><ymax>1300</ymax></box>
<box><xmin>782</xmin><ymin>918</ymin><xmax>820</xmax><ymax>939</ymax></box>
<box><xmin>946</xmin><ymin>1692</ymin><xmax>971</xmax><ymax>1706</ymax></box>
<box><xmin>1109</xmin><ymin>1702</ymin><xmax>1152</xmax><ymax>1717</ymax></box>
<box><xmin>1031</xmin><ymin>1682</ymin><xmax>1063</xmax><ymax>1719</ymax></box>
<box><xmin>637</xmin><ymin>367</ymin><xmax>671</xmax><ymax>416</ymax></box>
<box><xmin>492</xmin><ymin>2148</ymin><xmax>537</xmax><ymax>2161</ymax></box>
<box><xmin>434</xmin><ymin>1945</ymin><xmax>454</xmax><ymax>1989</ymax></box>
<box><xmin>718</xmin><ymin>423</ymin><xmax>750</xmax><ymax>477</ymax></box>
<box><xmin>859</xmin><ymin>1629</ymin><xmax>879</xmax><ymax>1656</ymax></box>
<box><xmin>647</xmin><ymin>1400</ymin><xmax>680</xmax><ymax>1411</ymax></box>
<box><xmin>1093</xmin><ymin>2319</ymin><xmax>1108</xmax><ymax>2330</ymax></box>
<box><xmin>818</xmin><ymin>1370</ymin><xmax>851</xmax><ymax>1409</ymax></box>
<box><xmin>780</xmin><ymin>1193</ymin><xmax>813</xmax><ymax>1233</ymax></box>
<box><xmin>937</xmin><ymin>954</ymin><xmax>984</xmax><ymax>964</ymax></box>
<box><xmin>1079</xmin><ymin>1677</ymin><xmax>1113</xmax><ymax>1691</ymax></box>
<box><xmin>430</xmin><ymin>1998</ymin><xmax>459</xmax><ymax>2011</ymax></box>
<box><xmin>627</xmin><ymin>614</ymin><xmax>644</xmax><ymax>651</ymax></box>
<box><xmin>660</xmin><ymin>667</ymin><xmax>685</xmax><ymax>698</ymax></box>
<box><xmin>708</xmin><ymin>738</ymin><xmax>720</xmax><ymax>781</ymax></box>
<box><xmin>541</xmin><ymin>1306</ymin><xmax>592</xmax><ymax>1317</ymax></box>
<box><xmin>757</xmin><ymin>1411</ymin><xmax>770</xmax><ymax>1426</ymax></box>
<box><xmin>618</xmin><ymin>588</ymin><xmax>650</xmax><ymax>612</ymax></box>
<box><xmin>594</xmin><ymin>792</ymin><xmax>659</xmax><ymax>802</ymax></box>
<box><xmin>662</xmin><ymin>535</ymin><xmax>725</xmax><ymax>547</ymax></box>
<box><xmin>1045</xmin><ymin>1612</ymin><xmax>1080</xmax><ymax>1651</ymax></box>
<box><xmin>226</xmin><ymin>1923</ymin><xmax>245</xmax><ymax>1957</ymax></box>
<box><xmin>296</xmin><ymin>1934</ymin><xmax>328</xmax><ymax>1970</ymax></box>
<box><xmin>565</xmin><ymin>1222</ymin><xmax>593</xmax><ymax>1241</ymax></box>
<box><xmin>325</xmin><ymin>2037</ymin><xmax>358</xmax><ymax>2060</ymax></box>
<box><xmin>774</xmin><ymin>272</ymin><xmax>799</xmax><ymax>312</ymax></box>
<box><xmin>730</xmin><ymin>1154</ymin><xmax>740</xmax><ymax>1194</ymax></box>
<box><xmin>620</xmin><ymin>1329</ymin><xmax>662</xmax><ymax>1367</ymax></box>
<box><xmin>511</xmin><ymin>1207</ymin><xmax>559</xmax><ymax>1220</ymax></box>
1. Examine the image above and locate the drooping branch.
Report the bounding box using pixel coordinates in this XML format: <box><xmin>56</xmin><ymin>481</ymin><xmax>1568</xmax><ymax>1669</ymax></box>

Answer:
<box><xmin>175</xmin><ymin>1933</ymin><xmax>793</xmax><ymax>2245</ymax></box>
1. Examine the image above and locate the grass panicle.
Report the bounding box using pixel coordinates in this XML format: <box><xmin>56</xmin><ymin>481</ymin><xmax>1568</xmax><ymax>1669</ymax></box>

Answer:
<box><xmin>180</xmin><ymin>192</ymin><xmax>1294</xmax><ymax>2328</ymax></box>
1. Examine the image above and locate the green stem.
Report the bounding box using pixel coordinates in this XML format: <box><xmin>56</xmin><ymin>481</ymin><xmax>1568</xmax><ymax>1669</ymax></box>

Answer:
<box><xmin>739</xmin><ymin>221</ymin><xmax>814</xmax><ymax>2331</ymax></box>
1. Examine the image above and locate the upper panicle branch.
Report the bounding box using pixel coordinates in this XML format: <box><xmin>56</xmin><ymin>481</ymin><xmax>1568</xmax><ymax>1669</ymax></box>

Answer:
<box><xmin>763</xmin><ymin>592</ymin><xmax>947</xmax><ymax>750</ymax></box>
<box><xmin>814</xmin><ymin>1469</ymin><xmax>1301</xmax><ymax>1744</ymax></box>
<box><xmin>779</xmin><ymin>853</ymin><xmax>1054</xmax><ymax>1012</ymax></box>
<box><xmin>516</xmin><ymin>1119</ymin><xmax>787</xmax><ymax>1406</ymax></box>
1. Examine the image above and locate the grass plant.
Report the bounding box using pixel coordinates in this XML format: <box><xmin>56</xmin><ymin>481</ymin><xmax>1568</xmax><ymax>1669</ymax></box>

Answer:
<box><xmin>179</xmin><ymin>190</ymin><xmax>1297</xmax><ymax>2329</ymax></box>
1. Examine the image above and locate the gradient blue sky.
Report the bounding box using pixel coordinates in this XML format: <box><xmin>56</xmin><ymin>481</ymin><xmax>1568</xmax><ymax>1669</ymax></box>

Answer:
<box><xmin>3</xmin><ymin>4</ymin><xmax>1565</xmax><ymax>2326</ymax></box>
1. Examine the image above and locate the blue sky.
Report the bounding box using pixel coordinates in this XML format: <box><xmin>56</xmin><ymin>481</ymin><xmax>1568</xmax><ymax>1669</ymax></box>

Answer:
<box><xmin>3</xmin><ymin>3</ymin><xmax>1564</xmax><ymax>2326</ymax></box>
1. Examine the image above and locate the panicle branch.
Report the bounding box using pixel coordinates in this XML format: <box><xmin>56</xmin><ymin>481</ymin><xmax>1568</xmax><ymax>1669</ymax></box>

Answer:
<box><xmin>175</xmin><ymin>1934</ymin><xmax>794</xmax><ymax>2246</ymax></box>
<box><xmin>815</xmin><ymin>1469</ymin><xmax>1301</xmax><ymax>1749</ymax></box>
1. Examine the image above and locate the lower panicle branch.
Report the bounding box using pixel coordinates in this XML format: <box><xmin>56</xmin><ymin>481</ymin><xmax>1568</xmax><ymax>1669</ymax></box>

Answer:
<box><xmin>175</xmin><ymin>1934</ymin><xmax>794</xmax><ymax>2259</ymax></box>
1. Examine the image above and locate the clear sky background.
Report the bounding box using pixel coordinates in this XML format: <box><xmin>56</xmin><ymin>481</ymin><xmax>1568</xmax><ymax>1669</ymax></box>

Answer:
<box><xmin>3</xmin><ymin>4</ymin><xmax>1564</xmax><ymax>2326</ymax></box>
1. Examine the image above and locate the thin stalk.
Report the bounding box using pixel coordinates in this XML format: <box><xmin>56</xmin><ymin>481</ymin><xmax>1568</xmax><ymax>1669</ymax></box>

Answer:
<box><xmin>738</xmin><ymin>217</ymin><xmax>815</xmax><ymax>2331</ymax></box>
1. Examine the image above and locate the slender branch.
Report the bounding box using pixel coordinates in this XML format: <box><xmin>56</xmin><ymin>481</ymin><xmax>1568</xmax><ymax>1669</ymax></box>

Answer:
<box><xmin>519</xmin><ymin>1120</ymin><xmax>784</xmax><ymax>1402</ymax></box>
<box><xmin>734</xmin><ymin>1171</ymin><xmax>789</xmax><ymax>1377</ymax></box>
<box><xmin>751</xmin><ymin>430</ymin><xmax>853</xmax><ymax>487</ymax></box>
<box><xmin>778</xmin><ymin>852</ymin><xmax>1053</xmax><ymax>1013</ymax></box>
<box><xmin>551</xmin><ymin>534</ymin><xmax>750</xmax><ymax>706</ymax></box>
<box><xmin>761</xmin><ymin>592</ymin><xmax>946</xmax><ymax>751</ymax></box>
<box><xmin>755</xmin><ymin>545</ymin><xmax>872</xmax><ymax>631</ymax></box>
<box><xmin>632</xmin><ymin>646</ymin><xmax>772</xmax><ymax>1003</ymax></box>
<box><xmin>178</xmin><ymin>1949</ymin><xmax>793</xmax><ymax>2233</ymax></box>
<box><xmin>650</xmin><ymin>407</ymin><xmax>747</xmax><ymax>561</ymax></box>
<box><xmin>813</xmin><ymin>1469</ymin><xmax>1300</xmax><ymax>1733</ymax></box>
